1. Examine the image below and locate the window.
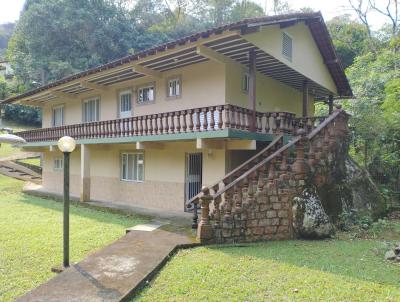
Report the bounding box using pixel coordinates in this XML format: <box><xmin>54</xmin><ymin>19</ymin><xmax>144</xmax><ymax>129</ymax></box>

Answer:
<box><xmin>137</xmin><ymin>84</ymin><xmax>155</xmax><ymax>104</ymax></box>
<box><xmin>119</xmin><ymin>90</ymin><xmax>132</xmax><ymax>118</ymax></box>
<box><xmin>242</xmin><ymin>72</ymin><xmax>250</xmax><ymax>92</ymax></box>
<box><xmin>54</xmin><ymin>157</ymin><xmax>63</xmax><ymax>170</ymax></box>
<box><xmin>282</xmin><ymin>32</ymin><xmax>293</xmax><ymax>61</ymax></box>
<box><xmin>167</xmin><ymin>77</ymin><xmax>181</xmax><ymax>97</ymax></box>
<box><xmin>83</xmin><ymin>97</ymin><xmax>100</xmax><ymax>122</ymax></box>
<box><xmin>52</xmin><ymin>105</ymin><xmax>64</xmax><ymax>127</ymax></box>
<box><xmin>121</xmin><ymin>152</ymin><xmax>144</xmax><ymax>181</ymax></box>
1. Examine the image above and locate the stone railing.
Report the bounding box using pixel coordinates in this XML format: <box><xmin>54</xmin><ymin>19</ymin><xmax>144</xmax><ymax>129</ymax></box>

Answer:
<box><xmin>187</xmin><ymin>134</ymin><xmax>284</xmax><ymax>226</ymax></box>
<box><xmin>194</xmin><ymin>106</ymin><xmax>349</xmax><ymax>243</ymax></box>
<box><xmin>293</xmin><ymin>116</ymin><xmax>328</xmax><ymax>134</ymax></box>
<box><xmin>16</xmin><ymin>104</ymin><xmax>300</xmax><ymax>143</ymax></box>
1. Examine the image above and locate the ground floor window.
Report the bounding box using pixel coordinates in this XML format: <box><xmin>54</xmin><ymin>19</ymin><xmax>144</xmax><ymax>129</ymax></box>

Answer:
<box><xmin>54</xmin><ymin>157</ymin><xmax>63</xmax><ymax>170</ymax></box>
<box><xmin>121</xmin><ymin>152</ymin><xmax>144</xmax><ymax>181</ymax></box>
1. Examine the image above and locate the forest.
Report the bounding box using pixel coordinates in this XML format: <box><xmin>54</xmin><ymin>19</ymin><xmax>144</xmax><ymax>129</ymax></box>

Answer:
<box><xmin>0</xmin><ymin>0</ymin><xmax>399</xmax><ymax>208</ymax></box>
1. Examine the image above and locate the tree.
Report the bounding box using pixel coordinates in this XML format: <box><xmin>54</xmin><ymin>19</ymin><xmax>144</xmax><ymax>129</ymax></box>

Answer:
<box><xmin>326</xmin><ymin>15</ymin><xmax>370</xmax><ymax>68</ymax></box>
<box><xmin>8</xmin><ymin>0</ymin><xmax>137</xmax><ymax>87</ymax></box>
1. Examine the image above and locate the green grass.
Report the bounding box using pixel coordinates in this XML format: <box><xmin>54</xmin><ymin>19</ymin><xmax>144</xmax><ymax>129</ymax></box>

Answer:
<box><xmin>0</xmin><ymin>120</ymin><xmax>37</xmax><ymax>159</ymax></box>
<box><xmin>0</xmin><ymin>176</ymin><xmax>148</xmax><ymax>302</ymax></box>
<box><xmin>136</xmin><ymin>238</ymin><xmax>400</xmax><ymax>301</ymax></box>
<box><xmin>17</xmin><ymin>157</ymin><xmax>41</xmax><ymax>167</ymax></box>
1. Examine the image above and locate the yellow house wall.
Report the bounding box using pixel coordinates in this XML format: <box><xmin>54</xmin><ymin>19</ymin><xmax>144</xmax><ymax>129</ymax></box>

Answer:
<box><xmin>40</xmin><ymin>141</ymin><xmax>226</xmax><ymax>212</ymax></box>
<box><xmin>225</xmin><ymin>62</ymin><xmax>314</xmax><ymax>116</ymax></box>
<box><xmin>243</xmin><ymin>23</ymin><xmax>337</xmax><ymax>94</ymax></box>
<box><xmin>42</xmin><ymin>61</ymin><xmax>226</xmax><ymax>127</ymax></box>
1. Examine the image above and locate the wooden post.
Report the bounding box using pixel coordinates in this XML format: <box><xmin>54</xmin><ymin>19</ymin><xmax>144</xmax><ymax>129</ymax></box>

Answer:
<box><xmin>328</xmin><ymin>95</ymin><xmax>334</xmax><ymax>114</ymax></box>
<box><xmin>302</xmin><ymin>80</ymin><xmax>309</xmax><ymax>117</ymax></box>
<box><xmin>248</xmin><ymin>50</ymin><xmax>256</xmax><ymax>132</ymax></box>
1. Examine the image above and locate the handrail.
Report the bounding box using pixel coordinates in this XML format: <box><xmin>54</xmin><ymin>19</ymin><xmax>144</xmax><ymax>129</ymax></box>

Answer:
<box><xmin>212</xmin><ymin>108</ymin><xmax>344</xmax><ymax>200</ymax></box>
<box><xmin>186</xmin><ymin>134</ymin><xmax>284</xmax><ymax>207</ymax></box>
<box><xmin>213</xmin><ymin>136</ymin><xmax>301</xmax><ymax>200</ymax></box>
<box><xmin>307</xmin><ymin>109</ymin><xmax>342</xmax><ymax>140</ymax></box>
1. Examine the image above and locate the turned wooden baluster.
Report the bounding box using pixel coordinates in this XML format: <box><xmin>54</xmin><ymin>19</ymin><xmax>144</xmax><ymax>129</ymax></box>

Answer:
<box><xmin>212</xmin><ymin>183</ymin><xmax>221</xmax><ymax>227</ymax></box>
<box><xmin>223</xmin><ymin>187</ymin><xmax>234</xmax><ymax>221</ymax></box>
<box><xmin>209</xmin><ymin>106</ymin><xmax>215</xmax><ymax>130</ymax></box>
<box><xmin>202</xmin><ymin>108</ymin><xmax>208</xmax><ymax>131</ymax></box>
<box><xmin>152</xmin><ymin>114</ymin><xmax>158</xmax><ymax>135</ymax></box>
<box><xmin>233</xmin><ymin>183</ymin><xmax>243</xmax><ymax>214</ymax></box>
<box><xmin>169</xmin><ymin>112</ymin><xmax>175</xmax><ymax>133</ymax></box>
<box><xmin>175</xmin><ymin>112</ymin><xmax>181</xmax><ymax>133</ymax></box>
<box><xmin>188</xmin><ymin>109</ymin><xmax>194</xmax><ymax>132</ymax></box>
<box><xmin>236</xmin><ymin>107</ymin><xmax>242</xmax><ymax>129</ymax></box>
<box><xmin>194</xmin><ymin>109</ymin><xmax>200</xmax><ymax>132</ymax></box>
<box><xmin>223</xmin><ymin>105</ymin><xmax>231</xmax><ymax>129</ymax></box>
<box><xmin>217</xmin><ymin>106</ymin><xmax>223</xmax><ymax>130</ymax></box>
<box><xmin>197</xmin><ymin>186</ymin><xmax>213</xmax><ymax>242</ymax></box>
<box><xmin>181</xmin><ymin>110</ymin><xmax>187</xmax><ymax>132</ymax></box>
<box><xmin>133</xmin><ymin>117</ymin><xmax>138</xmax><ymax>136</ymax></box>
<box><xmin>268</xmin><ymin>158</ymin><xmax>276</xmax><ymax>184</ymax></box>
<box><xmin>161</xmin><ymin>113</ymin><xmax>168</xmax><ymax>134</ymax></box>
<box><xmin>264</xmin><ymin>113</ymin><xmax>270</xmax><ymax>134</ymax></box>
<box><xmin>157</xmin><ymin>114</ymin><xmax>163</xmax><ymax>134</ymax></box>
<box><xmin>292</xmin><ymin>129</ymin><xmax>310</xmax><ymax>179</ymax></box>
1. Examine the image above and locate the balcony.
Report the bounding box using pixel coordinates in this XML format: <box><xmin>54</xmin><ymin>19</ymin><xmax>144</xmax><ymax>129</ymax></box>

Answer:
<box><xmin>16</xmin><ymin>104</ymin><xmax>328</xmax><ymax>144</ymax></box>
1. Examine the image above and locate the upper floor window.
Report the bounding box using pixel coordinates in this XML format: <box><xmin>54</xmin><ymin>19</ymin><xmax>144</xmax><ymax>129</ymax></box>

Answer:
<box><xmin>52</xmin><ymin>105</ymin><xmax>64</xmax><ymax>127</ymax></box>
<box><xmin>83</xmin><ymin>97</ymin><xmax>100</xmax><ymax>122</ymax></box>
<box><xmin>282</xmin><ymin>32</ymin><xmax>293</xmax><ymax>61</ymax></box>
<box><xmin>121</xmin><ymin>152</ymin><xmax>144</xmax><ymax>182</ymax></box>
<box><xmin>119</xmin><ymin>90</ymin><xmax>132</xmax><ymax>118</ymax></box>
<box><xmin>137</xmin><ymin>83</ymin><xmax>155</xmax><ymax>104</ymax></box>
<box><xmin>242</xmin><ymin>72</ymin><xmax>250</xmax><ymax>93</ymax></box>
<box><xmin>167</xmin><ymin>77</ymin><xmax>181</xmax><ymax>98</ymax></box>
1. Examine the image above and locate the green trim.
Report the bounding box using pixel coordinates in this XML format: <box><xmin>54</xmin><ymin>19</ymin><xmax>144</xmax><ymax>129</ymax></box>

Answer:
<box><xmin>22</xmin><ymin>129</ymin><xmax>294</xmax><ymax>148</ymax></box>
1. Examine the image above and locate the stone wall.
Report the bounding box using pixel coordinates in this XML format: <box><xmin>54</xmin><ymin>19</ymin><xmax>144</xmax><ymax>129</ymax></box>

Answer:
<box><xmin>195</xmin><ymin>108</ymin><xmax>351</xmax><ymax>243</ymax></box>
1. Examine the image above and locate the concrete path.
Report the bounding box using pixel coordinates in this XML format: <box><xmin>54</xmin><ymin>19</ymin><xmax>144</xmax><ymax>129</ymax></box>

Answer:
<box><xmin>15</xmin><ymin>226</ymin><xmax>196</xmax><ymax>302</ymax></box>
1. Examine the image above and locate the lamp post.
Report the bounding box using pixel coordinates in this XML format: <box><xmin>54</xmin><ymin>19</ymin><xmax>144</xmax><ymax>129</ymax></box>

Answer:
<box><xmin>57</xmin><ymin>136</ymin><xmax>76</xmax><ymax>268</ymax></box>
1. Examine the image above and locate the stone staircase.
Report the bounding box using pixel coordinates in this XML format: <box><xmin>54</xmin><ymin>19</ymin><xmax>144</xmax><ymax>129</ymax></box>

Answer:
<box><xmin>0</xmin><ymin>159</ymin><xmax>42</xmax><ymax>184</ymax></box>
<box><xmin>188</xmin><ymin>106</ymin><xmax>349</xmax><ymax>243</ymax></box>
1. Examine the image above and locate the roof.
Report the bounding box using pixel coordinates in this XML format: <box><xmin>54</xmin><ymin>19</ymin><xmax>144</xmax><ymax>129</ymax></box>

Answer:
<box><xmin>3</xmin><ymin>11</ymin><xmax>352</xmax><ymax>104</ymax></box>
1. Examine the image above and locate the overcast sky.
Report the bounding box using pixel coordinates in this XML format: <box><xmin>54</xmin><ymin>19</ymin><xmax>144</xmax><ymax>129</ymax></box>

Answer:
<box><xmin>0</xmin><ymin>0</ymin><xmax>388</xmax><ymax>28</ymax></box>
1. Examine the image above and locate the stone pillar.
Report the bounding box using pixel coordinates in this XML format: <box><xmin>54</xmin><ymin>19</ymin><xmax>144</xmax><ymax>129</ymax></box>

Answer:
<box><xmin>197</xmin><ymin>186</ymin><xmax>214</xmax><ymax>243</ymax></box>
<box><xmin>80</xmin><ymin>144</ymin><xmax>91</xmax><ymax>202</ymax></box>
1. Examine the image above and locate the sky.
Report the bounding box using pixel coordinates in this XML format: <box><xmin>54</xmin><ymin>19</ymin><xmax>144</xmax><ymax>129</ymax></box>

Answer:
<box><xmin>0</xmin><ymin>0</ymin><xmax>389</xmax><ymax>29</ymax></box>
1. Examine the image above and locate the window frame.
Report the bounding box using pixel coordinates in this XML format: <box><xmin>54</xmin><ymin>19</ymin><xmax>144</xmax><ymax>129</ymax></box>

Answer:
<box><xmin>166</xmin><ymin>75</ymin><xmax>182</xmax><ymax>99</ymax></box>
<box><xmin>242</xmin><ymin>71</ymin><xmax>250</xmax><ymax>94</ymax></box>
<box><xmin>282</xmin><ymin>31</ymin><xmax>293</xmax><ymax>62</ymax></box>
<box><xmin>52</xmin><ymin>104</ymin><xmax>65</xmax><ymax>127</ymax></box>
<box><xmin>53</xmin><ymin>157</ymin><xmax>63</xmax><ymax>171</ymax></box>
<box><xmin>82</xmin><ymin>96</ymin><xmax>100</xmax><ymax>123</ymax></box>
<box><xmin>118</xmin><ymin>89</ymin><xmax>133</xmax><ymax>118</ymax></box>
<box><xmin>137</xmin><ymin>82</ymin><xmax>156</xmax><ymax>105</ymax></box>
<box><xmin>120</xmin><ymin>151</ymin><xmax>145</xmax><ymax>182</ymax></box>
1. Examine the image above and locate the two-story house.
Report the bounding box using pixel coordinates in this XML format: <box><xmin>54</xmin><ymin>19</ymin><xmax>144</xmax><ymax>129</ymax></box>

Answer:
<box><xmin>4</xmin><ymin>12</ymin><xmax>352</xmax><ymax>214</ymax></box>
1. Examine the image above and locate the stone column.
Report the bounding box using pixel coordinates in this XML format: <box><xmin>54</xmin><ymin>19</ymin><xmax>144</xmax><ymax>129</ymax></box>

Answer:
<box><xmin>80</xmin><ymin>144</ymin><xmax>91</xmax><ymax>202</ymax></box>
<box><xmin>197</xmin><ymin>186</ymin><xmax>214</xmax><ymax>243</ymax></box>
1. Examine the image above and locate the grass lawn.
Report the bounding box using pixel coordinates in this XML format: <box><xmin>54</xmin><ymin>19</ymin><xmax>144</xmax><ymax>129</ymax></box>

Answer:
<box><xmin>0</xmin><ymin>120</ymin><xmax>37</xmax><ymax>159</ymax></box>
<box><xmin>0</xmin><ymin>176</ymin><xmax>148</xmax><ymax>302</ymax></box>
<box><xmin>17</xmin><ymin>157</ymin><xmax>41</xmax><ymax>167</ymax></box>
<box><xmin>135</xmin><ymin>236</ymin><xmax>400</xmax><ymax>301</ymax></box>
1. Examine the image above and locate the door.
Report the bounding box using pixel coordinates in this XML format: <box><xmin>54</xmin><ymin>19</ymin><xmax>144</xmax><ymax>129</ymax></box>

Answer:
<box><xmin>119</xmin><ymin>90</ymin><xmax>132</xmax><ymax>118</ymax></box>
<box><xmin>185</xmin><ymin>153</ymin><xmax>203</xmax><ymax>210</ymax></box>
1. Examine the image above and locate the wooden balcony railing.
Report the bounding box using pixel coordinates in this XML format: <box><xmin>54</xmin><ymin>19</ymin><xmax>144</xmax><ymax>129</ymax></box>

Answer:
<box><xmin>16</xmin><ymin>104</ymin><xmax>318</xmax><ymax>143</ymax></box>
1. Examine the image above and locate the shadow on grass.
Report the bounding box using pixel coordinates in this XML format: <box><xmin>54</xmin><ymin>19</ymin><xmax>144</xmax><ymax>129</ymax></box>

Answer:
<box><xmin>206</xmin><ymin>240</ymin><xmax>400</xmax><ymax>288</ymax></box>
<box><xmin>17</xmin><ymin>193</ymin><xmax>149</xmax><ymax>228</ymax></box>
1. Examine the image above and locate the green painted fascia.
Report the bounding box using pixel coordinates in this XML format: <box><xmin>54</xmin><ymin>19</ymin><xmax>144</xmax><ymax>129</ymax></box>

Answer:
<box><xmin>22</xmin><ymin>129</ymin><xmax>294</xmax><ymax>148</ymax></box>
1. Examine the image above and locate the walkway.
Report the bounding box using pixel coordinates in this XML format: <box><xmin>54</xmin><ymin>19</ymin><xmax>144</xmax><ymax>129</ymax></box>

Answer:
<box><xmin>15</xmin><ymin>224</ymin><xmax>196</xmax><ymax>302</ymax></box>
